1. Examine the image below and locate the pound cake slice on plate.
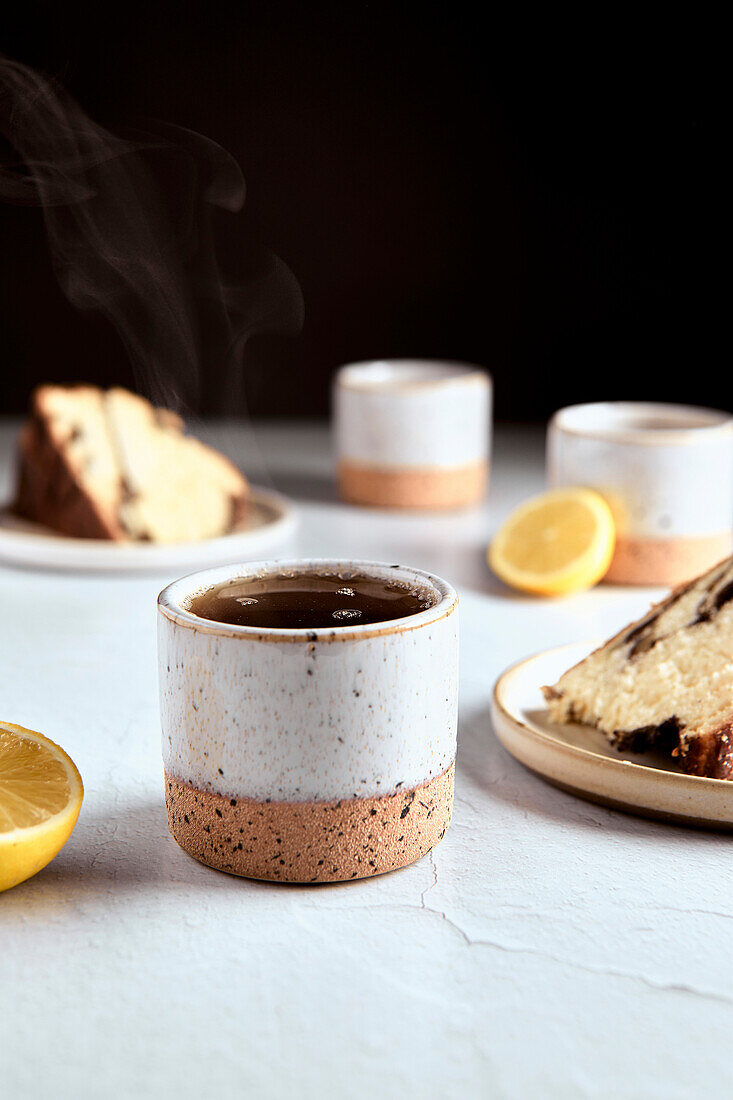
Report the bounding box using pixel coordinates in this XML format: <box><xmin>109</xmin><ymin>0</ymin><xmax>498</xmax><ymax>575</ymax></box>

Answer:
<box><xmin>15</xmin><ymin>385</ymin><xmax>249</xmax><ymax>542</ymax></box>
<box><xmin>543</xmin><ymin>555</ymin><xmax>733</xmax><ymax>778</ymax></box>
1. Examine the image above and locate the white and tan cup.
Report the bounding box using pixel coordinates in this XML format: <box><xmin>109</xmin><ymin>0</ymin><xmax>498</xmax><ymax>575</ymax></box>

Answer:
<box><xmin>158</xmin><ymin>559</ymin><xmax>458</xmax><ymax>882</ymax></box>
<box><xmin>548</xmin><ymin>402</ymin><xmax>733</xmax><ymax>586</ymax></box>
<box><xmin>334</xmin><ymin>359</ymin><xmax>492</xmax><ymax>509</ymax></box>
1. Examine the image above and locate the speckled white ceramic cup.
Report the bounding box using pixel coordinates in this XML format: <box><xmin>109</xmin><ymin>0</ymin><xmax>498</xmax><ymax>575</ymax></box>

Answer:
<box><xmin>334</xmin><ymin>359</ymin><xmax>492</xmax><ymax>509</ymax></box>
<box><xmin>158</xmin><ymin>559</ymin><xmax>458</xmax><ymax>882</ymax></box>
<box><xmin>548</xmin><ymin>402</ymin><xmax>733</xmax><ymax>586</ymax></box>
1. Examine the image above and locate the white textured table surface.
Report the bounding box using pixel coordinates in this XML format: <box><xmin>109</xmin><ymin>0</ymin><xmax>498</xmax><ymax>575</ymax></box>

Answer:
<box><xmin>1</xmin><ymin>420</ymin><xmax>731</xmax><ymax>1100</ymax></box>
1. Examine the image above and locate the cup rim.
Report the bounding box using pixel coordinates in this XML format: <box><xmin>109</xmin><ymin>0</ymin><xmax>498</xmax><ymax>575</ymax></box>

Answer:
<box><xmin>158</xmin><ymin>558</ymin><xmax>458</xmax><ymax>641</ymax></box>
<box><xmin>550</xmin><ymin>401</ymin><xmax>733</xmax><ymax>445</ymax></box>
<box><xmin>334</xmin><ymin>358</ymin><xmax>491</xmax><ymax>394</ymax></box>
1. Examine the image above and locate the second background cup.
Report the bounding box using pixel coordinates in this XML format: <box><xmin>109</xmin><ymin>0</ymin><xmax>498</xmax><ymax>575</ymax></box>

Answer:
<box><xmin>334</xmin><ymin>359</ymin><xmax>492</xmax><ymax>510</ymax></box>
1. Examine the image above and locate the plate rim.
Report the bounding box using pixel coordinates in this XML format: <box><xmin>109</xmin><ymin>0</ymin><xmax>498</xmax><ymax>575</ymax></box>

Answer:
<box><xmin>0</xmin><ymin>484</ymin><xmax>297</xmax><ymax>573</ymax></box>
<box><xmin>491</xmin><ymin>640</ymin><xmax>733</xmax><ymax>829</ymax></box>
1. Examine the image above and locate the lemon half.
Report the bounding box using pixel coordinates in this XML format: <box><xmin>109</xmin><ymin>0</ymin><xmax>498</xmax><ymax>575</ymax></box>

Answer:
<box><xmin>489</xmin><ymin>487</ymin><xmax>615</xmax><ymax>596</ymax></box>
<box><xmin>0</xmin><ymin>721</ymin><xmax>83</xmax><ymax>892</ymax></box>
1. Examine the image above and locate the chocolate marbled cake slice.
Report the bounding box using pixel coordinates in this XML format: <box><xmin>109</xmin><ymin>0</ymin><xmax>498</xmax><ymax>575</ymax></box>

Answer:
<box><xmin>542</xmin><ymin>555</ymin><xmax>733</xmax><ymax>778</ymax></box>
<box><xmin>15</xmin><ymin>384</ymin><xmax>250</xmax><ymax>542</ymax></box>
<box><xmin>103</xmin><ymin>388</ymin><xmax>249</xmax><ymax>542</ymax></box>
<box><xmin>16</xmin><ymin>385</ymin><xmax>126</xmax><ymax>539</ymax></box>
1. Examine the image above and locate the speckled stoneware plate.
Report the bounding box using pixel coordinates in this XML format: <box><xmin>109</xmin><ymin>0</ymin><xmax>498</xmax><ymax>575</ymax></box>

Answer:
<box><xmin>491</xmin><ymin>641</ymin><xmax>733</xmax><ymax>830</ymax></box>
<box><xmin>0</xmin><ymin>486</ymin><xmax>297</xmax><ymax>574</ymax></box>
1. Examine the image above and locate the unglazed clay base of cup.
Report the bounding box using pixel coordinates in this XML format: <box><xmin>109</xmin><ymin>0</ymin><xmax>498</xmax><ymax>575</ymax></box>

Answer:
<box><xmin>165</xmin><ymin>765</ymin><xmax>454</xmax><ymax>882</ymax></box>
<box><xmin>337</xmin><ymin>460</ymin><xmax>488</xmax><ymax>509</ymax></box>
<box><xmin>604</xmin><ymin>533</ymin><xmax>733</xmax><ymax>587</ymax></box>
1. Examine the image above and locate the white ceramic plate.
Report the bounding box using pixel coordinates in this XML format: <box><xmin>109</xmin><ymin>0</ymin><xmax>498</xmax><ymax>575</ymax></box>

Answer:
<box><xmin>0</xmin><ymin>486</ymin><xmax>297</xmax><ymax>574</ymax></box>
<box><xmin>491</xmin><ymin>640</ymin><xmax>733</xmax><ymax>829</ymax></box>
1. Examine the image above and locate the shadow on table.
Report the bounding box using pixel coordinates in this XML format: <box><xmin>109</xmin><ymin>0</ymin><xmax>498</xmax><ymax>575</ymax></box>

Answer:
<box><xmin>456</xmin><ymin>703</ymin><xmax>732</xmax><ymax>841</ymax></box>
<box><xmin>0</xmin><ymin>795</ymin><xmax>266</xmax><ymax>917</ymax></box>
<box><xmin>372</xmin><ymin>540</ymin><xmax>532</xmax><ymax>601</ymax></box>
<box><xmin>0</xmin><ymin>797</ymin><xmax>175</xmax><ymax>916</ymax></box>
<box><xmin>271</xmin><ymin>471</ymin><xmax>338</xmax><ymax>505</ymax></box>
<box><xmin>430</xmin><ymin>545</ymin><xmax>528</xmax><ymax>600</ymax></box>
<box><xmin>0</xmin><ymin>792</ymin><xmax>379</xmax><ymax>917</ymax></box>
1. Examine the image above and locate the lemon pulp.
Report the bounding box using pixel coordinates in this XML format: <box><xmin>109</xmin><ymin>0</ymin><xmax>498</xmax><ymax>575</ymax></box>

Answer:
<box><xmin>0</xmin><ymin>722</ymin><xmax>83</xmax><ymax>892</ymax></box>
<box><xmin>489</xmin><ymin>488</ymin><xmax>616</xmax><ymax>596</ymax></box>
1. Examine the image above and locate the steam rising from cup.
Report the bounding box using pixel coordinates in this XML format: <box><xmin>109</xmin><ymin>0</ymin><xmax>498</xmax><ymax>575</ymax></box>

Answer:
<box><xmin>0</xmin><ymin>56</ymin><xmax>304</xmax><ymax>412</ymax></box>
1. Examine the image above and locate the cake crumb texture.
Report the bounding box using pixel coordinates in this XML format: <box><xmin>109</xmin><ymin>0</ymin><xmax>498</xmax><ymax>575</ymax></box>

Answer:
<box><xmin>543</xmin><ymin>555</ymin><xmax>733</xmax><ymax>778</ymax></box>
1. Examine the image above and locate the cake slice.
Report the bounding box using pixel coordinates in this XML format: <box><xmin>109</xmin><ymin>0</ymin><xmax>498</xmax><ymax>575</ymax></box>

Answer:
<box><xmin>15</xmin><ymin>386</ymin><xmax>125</xmax><ymax>539</ymax></box>
<box><xmin>542</xmin><ymin>555</ymin><xmax>733</xmax><ymax>779</ymax></box>
<box><xmin>15</xmin><ymin>385</ymin><xmax>250</xmax><ymax>542</ymax></box>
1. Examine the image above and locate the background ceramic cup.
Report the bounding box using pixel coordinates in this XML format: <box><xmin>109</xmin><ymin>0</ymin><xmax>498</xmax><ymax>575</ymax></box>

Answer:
<box><xmin>158</xmin><ymin>559</ymin><xmax>458</xmax><ymax>883</ymax></box>
<box><xmin>548</xmin><ymin>402</ymin><xmax>733</xmax><ymax>586</ymax></box>
<box><xmin>333</xmin><ymin>359</ymin><xmax>492</xmax><ymax>509</ymax></box>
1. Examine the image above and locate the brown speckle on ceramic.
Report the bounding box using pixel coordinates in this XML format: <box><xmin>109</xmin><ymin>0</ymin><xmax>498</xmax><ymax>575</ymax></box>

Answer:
<box><xmin>165</xmin><ymin>765</ymin><xmax>454</xmax><ymax>882</ymax></box>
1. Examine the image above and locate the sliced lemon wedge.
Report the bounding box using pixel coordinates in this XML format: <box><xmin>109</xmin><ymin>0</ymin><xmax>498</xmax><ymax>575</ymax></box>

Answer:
<box><xmin>489</xmin><ymin>487</ymin><xmax>616</xmax><ymax>596</ymax></box>
<box><xmin>0</xmin><ymin>721</ymin><xmax>83</xmax><ymax>892</ymax></box>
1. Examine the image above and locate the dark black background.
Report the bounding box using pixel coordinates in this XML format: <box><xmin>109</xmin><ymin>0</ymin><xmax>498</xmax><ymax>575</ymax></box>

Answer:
<box><xmin>0</xmin><ymin>4</ymin><xmax>721</xmax><ymax>420</ymax></box>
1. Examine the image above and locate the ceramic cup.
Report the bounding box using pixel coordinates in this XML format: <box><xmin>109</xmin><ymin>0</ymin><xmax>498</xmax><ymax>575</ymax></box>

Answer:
<box><xmin>548</xmin><ymin>402</ymin><xmax>733</xmax><ymax>586</ymax></box>
<box><xmin>158</xmin><ymin>559</ymin><xmax>458</xmax><ymax>882</ymax></box>
<box><xmin>334</xmin><ymin>359</ymin><xmax>492</xmax><ymax>509</ymax></box>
